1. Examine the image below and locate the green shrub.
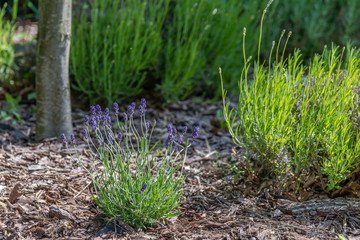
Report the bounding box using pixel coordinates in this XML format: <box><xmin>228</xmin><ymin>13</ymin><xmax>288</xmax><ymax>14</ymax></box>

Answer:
<box><xmin>0</xmin><ymin>3</ymin><xmax>15</xmax><ymax>83</ymax></box>
<box><xmin>71</xmin><ymin>0</ymin><xmax>170</xmax><ymax>104</ymax></box>
<box><xmin>221</xmin><ymin>4</ymin><xmax>360</xmax><ymax>191</ymax></box>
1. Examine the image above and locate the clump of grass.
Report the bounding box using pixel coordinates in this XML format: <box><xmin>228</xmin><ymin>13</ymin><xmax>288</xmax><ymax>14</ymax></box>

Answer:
<box><xmin>221</xmin><ymin>1</ymin><xmax>360</xmax><ymax>192</ymax></box>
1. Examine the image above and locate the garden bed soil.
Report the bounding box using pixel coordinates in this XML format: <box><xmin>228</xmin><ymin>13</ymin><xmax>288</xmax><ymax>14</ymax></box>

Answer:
<box><xmin>1</xmin><ymin>98</ymin><xmax>360</xmax><ymax>239</ymax></box>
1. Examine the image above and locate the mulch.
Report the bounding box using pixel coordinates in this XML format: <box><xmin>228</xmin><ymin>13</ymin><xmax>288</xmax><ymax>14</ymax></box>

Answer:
<box><xmin>1</xmin><ymin>98</ymin><xmax>360</xmax><ymax>240</ymax></box>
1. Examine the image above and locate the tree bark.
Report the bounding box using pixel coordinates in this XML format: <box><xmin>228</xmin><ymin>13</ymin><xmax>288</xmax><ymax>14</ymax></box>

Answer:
<box><xmin>36</xmin><ymin>0</ymin><xmax>73</xmax><ymax>140</ymax></box>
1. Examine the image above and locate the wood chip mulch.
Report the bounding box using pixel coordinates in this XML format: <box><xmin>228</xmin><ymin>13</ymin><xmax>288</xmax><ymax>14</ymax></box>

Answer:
<box><xmin>1</xmin><ymin>98</ymin><xmax>360</xmax><ymax>240</ymax></box>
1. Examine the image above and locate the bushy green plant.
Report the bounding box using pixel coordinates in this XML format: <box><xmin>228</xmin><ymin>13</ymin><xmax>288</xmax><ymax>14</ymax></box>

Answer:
<box><xmin>61</xmin><ymin>99</ymin><xmax>199</xmax><ymax>228</ymax></box>
<box><xmin>0</xmin><ymin>3</ymin><xmax>15</xmax><ymax>83</ymax></box>
<box><xmin>221</xmin><ymin>3</ymin><xmax>360</xmax><ymax>191</ymax></box>
<box><xmin>71</xmin><ymin>0</ymin><xmax>170</xmax><ymax>104</ymax></box>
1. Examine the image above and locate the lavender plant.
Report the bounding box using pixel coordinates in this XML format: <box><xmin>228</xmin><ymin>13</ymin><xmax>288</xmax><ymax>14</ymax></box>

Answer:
<box><xmin>61</xmin><ymin>99</ymin><xmax>199</xmax><ymax>228</ymax></box>
<box><xmin>221</xmin><ymin>0</ymin><xmax>360</xmax><ymax>192</ymax></box>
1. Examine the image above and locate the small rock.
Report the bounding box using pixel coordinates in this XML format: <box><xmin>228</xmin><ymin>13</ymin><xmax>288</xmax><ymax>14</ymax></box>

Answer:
<box><xmin>272</xmin><ymin>209</ymin><xmax>283</xmax><ymax>217</ymax></box>
<box><xmin>48</xmin><ymin>205</ymin><xmax>72</xmax><ymax>220</ymax></box>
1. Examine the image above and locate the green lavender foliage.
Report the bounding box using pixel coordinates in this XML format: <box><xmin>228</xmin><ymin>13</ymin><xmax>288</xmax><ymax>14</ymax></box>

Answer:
<box><xmin>222</xmin><ymin>31</ymin><xmax>360</xmax><ymax>190</ymax></box>
<box><xmin>62</xmin><ymin>100</ymin><xmax>195</xmax><ymax>228</ymax></box>
<box><xmin>0</xmin><ymin>3</ymin><xmax>15</xmax><ymax>83</ymax></box>
<box><xmin>70</xmin><ymin>0</ymin><xmax>170</xmax><ymax>104</ymax></box>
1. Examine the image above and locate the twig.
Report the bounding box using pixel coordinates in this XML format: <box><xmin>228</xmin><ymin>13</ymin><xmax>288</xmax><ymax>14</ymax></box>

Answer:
<box><xmin>74</xmin><ymin>181</ymin><xmax>92</xmax><ymax>199</ymax></box>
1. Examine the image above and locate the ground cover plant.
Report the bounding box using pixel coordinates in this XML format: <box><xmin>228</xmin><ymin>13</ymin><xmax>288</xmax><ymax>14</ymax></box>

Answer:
<box><xmin>221</xmin><ymin>2</ymin><xmax>360</xmax><ymax>193</ymax></box>
<box><xmin>60</xmin><ymin>99</ymin><xmax>199</xmax><ymax>228</ymax></box>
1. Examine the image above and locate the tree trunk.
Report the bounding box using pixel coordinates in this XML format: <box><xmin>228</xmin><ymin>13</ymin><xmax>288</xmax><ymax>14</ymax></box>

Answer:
<box><xmin>36</xmin><ymin>0</ymin><xmax>73</xmax><ymax>141</ymax></box>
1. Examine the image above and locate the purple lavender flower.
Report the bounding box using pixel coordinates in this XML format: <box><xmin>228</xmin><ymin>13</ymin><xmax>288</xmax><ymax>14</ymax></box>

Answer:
<box><xmin>138</xmin><ymin>183</ymin><xmax>148</xmax><ymax>194</ymax></box>
<box><xmin>139</xmin><ymin>105</ymin><xmax>145</xmax><ymax>117</ymax></box>
<box><xmin>83</xmin><ymin>128</ymin><xmax>88</xmax><ymax>139</ymax></box>
<box><xmin>166</xmin><ymin>133</ymin><xmax>173</xmax><ymax>147</ymax></box>
<box><xmin>117</xmin><ymin>132</ymin><xmax>123</xmax><ymax>142</ymax></box>
<box><xmin>123</xmin><ymin>112</ymin><xmax>128</xmax><ymax>121</ymax></box>
<box><xmin>104</xmin><ymin>107</ymin><xmax>110</xmax><ymax>116</ymax></box>
<box><xmin>127</xmin><ymin>105</ymin><xmax>134</xmax><ymax>118</ymax></box>
<box><xmin>172</xmin><ymin>127</ymin><xmax>177</xmax><ymax>136</ymax></box>
<box><xmin>145</xmin><ymin>122</ymin><xmax>150</xmax><ymax>132</ymax></box>
<box><xmin>96</xmin><ymin>105</ymin><xmax>102</xmax><ymax>115</ymax></box>
<box><xmin>97</xmin><ymin>134</ymin><xmax>104</xmax><ymax>146</ymax></box>
<box><xmin>192</xmin><ymin>126</ymin><xmax>200</xmax><ymax>139</ymax></box>
<box><xmin>177</xmin><ymin>134</ymin><xmax>184</xmax><ymax>145</ymax></box>
<box><xmin>107</xmin><ymin>134</ymin><xmax>113</xmax><ymax>145</ymax></box>
<box><xmin>90</xmin><ymin>106</ymin><xmax>96</xmax><ymax>116</ymax></box>
<box><xmin>121</xmin><ymin>148</ymin><xmax>126</xmax><ymax>159</ymax></box>
<box><xmin>61</xmin><ymin>133</ymin><xmax>67</xmax><ymax>146</ymax></box>
<box><xmin>113</xmin><ymin>102</ymin><xmax>119</xmax><ymax>115</ymax></box>
<box><xmin>183</xmin><ymin>126</ymin><xmax>188</xmax><ymax>134</ymax></box>
<box><xmin>90</xmin><ymin>117</ymin><xmax>97</xmax><ymax>130</ymax></box>
<box><xmin>139</xmin><ymin>98</ymin><xmax>147</xmax><ymax>117</ymax></box>
<box><xmin>84</xmin><ymin>115</ymin><xmax>89</xmax><ymax>126</ymax></box>
<box><xmin>167</xmin><ymin>124</ymin><xmax>172</xmax><ymax>133</ymax></box>
<box><xmin>70</xmin><ymin>134</ymin><xmax>76</xmax><ymax>145</ymax></box>
<box><xmin>131</xmin><ymin>102</ymin><xmax>136</xmax><ymax>109</ymax></box>
<box><xmin>100</xmin><ymin>115</ymin><xmax>106</xmax><ymax>126</ymax></box>
<box><xmin>189</xmin><ymin>126</ymin><xmax>200</xmax><ymax>144</ymax></box>
<box><xmin>106</xmin><ymin>116</ymin><xmax>112</xmax><ymax>127</ymax></box>
<box><xmin>153</xmin><ymin>119</ymin><xmax>156</xmax><ymax>125</ymax></box>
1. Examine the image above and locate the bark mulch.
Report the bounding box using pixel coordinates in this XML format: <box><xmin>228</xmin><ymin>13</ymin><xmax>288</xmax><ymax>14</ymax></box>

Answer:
<box><xmin>1</xmin><ymin>99</ymin><xmax>360</xmax><ymax>239</ymax></box>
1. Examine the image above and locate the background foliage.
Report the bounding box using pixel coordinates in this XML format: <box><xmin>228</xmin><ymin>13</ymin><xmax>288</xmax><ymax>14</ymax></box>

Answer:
<box><xmin>69</xmin><ymin>0</ymin><xmax>360</xmax><ymax>104</ymax></box>
<box><xmin>1</xmin><ymin>0</ymin><xmax>360</xmax><ymax>104</ymax></box>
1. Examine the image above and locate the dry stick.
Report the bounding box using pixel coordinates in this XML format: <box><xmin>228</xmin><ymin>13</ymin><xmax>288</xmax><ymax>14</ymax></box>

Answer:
<box><xmin>74</xmin><ymin>181</ymin><xmax>92</xmax><ymax>199</ymax></box>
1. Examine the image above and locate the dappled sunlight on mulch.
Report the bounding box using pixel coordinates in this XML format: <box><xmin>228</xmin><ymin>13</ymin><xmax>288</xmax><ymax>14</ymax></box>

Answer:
<box><xmin>0</xmin><ymin>99</ymin><xmax>359</xmax><ymax>239</ymax></box>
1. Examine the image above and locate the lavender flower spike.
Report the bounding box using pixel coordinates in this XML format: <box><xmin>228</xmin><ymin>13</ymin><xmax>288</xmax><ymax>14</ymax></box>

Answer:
<box><xmin>189</xmin><ymin>126</ymin><xmax>200</xmax><ymax>144</ymax></box>
<box><xmin>83</xmin><ymin>128</ymin><xmax>88</xmax><ymax>140</ymax></box>
<box><xmin>104</xmin><ymin>107</ymin><xmax>110</xmax><ymax>116</ymax></box>
<box><xmin>128</xmin><ymin>105</ymin><xmax>134</xmax><ymax>118</ymax></box>
<box><xmin>70</xmin><ymin>134</ymin><xmax>76</xmax><ymax>145</ymax></box>
<box><xmin>146</xmin><ymin>122</ymin><xmax>150</xmax><ymax>132</ymax></box>
<box><xmin>84</xmin><ymin>115</ymin><xmax>89</xmax><ymax>126</ymax></box>
<box><xmin>166</xmin><ymin>133</ymin><xmax>173</xmax><ymax>147</ymax></box>
<box><xmin>96</xmin><ymin>104</ymin><xmax>102</xmax><ymax>115</ymax></box>
<box><xmin>138</xmin><ymin>183</ymin><xmax>148</xmax><ymax>194</ymax></box>
<box><xmin>192</xmin><ymin>126</ymin><xmax>200</xmax><ymax>139</ymax></box>
<box><xmin>139</xmin><ymin>98</ymin><xmax>147</xmax><ymax>117</ymax></box>
<box><xmin>61</xmin><ymin>133</ymin><xmax>67</xmax><ymax>146</ymax></box>
<box><xmin>167</xmin><ymin>124</ymin><xmax>172</xmax><ymax>133</ymax></box>
<box><xmin>113</xmin><ymin>102</ymin><xmax>119</xmax><ymax>115</ymax></box>
<box><xmin>117</xmin><ymin>132</ymin><xmax>123</xmax><ymax>142</ymax></box>
<box><xmin>90</xmin><ymin>106</ymin><xmax>96</xmax><ymax>116</ymax></box>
